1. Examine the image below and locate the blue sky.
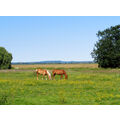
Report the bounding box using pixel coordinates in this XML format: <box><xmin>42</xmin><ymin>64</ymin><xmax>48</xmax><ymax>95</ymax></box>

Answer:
<box><xmin>0</xmin><ymin>16</ymin><xmax>120</xmax><ymax>62</ymax></box>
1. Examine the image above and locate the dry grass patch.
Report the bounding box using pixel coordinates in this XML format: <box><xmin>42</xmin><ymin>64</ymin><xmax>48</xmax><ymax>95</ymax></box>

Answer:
<box><xmin>12</xmin><ymin>64</ymin><xmax>98</xmax><ymax>69</ymax></box>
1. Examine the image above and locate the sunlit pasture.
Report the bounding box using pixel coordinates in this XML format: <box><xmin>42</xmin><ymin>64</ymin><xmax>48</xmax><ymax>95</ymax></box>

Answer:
<box><xmin>0</xmin><ymin>64</ymin><xmax>120</xmax><ymax>105</ymax></box>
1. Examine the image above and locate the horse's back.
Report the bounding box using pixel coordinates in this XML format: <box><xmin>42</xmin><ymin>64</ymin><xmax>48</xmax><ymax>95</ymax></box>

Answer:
<box><xmin>52</xmin><ymin>69</ymin><xmax>65</xmax><ymax>74</ymax></box>
<box><xmin>36</xmin><ymin>69</ymin><xmax>47</xmax><ymax>74</ymax></box>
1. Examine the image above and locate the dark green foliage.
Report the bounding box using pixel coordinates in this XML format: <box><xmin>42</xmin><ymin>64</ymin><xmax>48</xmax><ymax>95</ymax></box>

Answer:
<box><xmin>91</xmin><ymin>25</ymin><xmax>120</xmax><ymax>68</ymax></box>
<box><xmin>0</xmin><ymin>95</ymin><xmax>8</xmax><ymax>105</ymax></box>
<box><xmin>0</xmin><ymin>47</ymin><xmax>12</xmax><ymax>69</ymax></box>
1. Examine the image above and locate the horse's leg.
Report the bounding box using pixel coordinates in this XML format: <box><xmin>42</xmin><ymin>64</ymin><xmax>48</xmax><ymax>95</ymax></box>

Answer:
<box><xmin>45</xmin><ymin>75</ymin><xmax>47</xmax><ymax>80</ymax></box>
<box><xmin>42</xmin><ymin>74</ymin><xmax>44</xmax><ymax>80</ymax></box>
<box><xmin>37</xmin><ymin>73</ymin><xmax>39</xmax><ymax>80</ymax></box>
<box><xmin>60</xmin><ymin>75</ymin><xmax>63</xmax><ymax>79</ymax></box>
<box><xmin>43</xmin><ymin>74</ymin><xmax>46</xmax><ymax>80</ymax></box>
<box><xmin>53</xmin><ymin>74</ymin><xmax>55</xmax><ymax>80</ymax></box>
<box><xmin>52</xmin><ymin>73</ymin><xmax>54</xmax><ymax>80</ymax></box>
<box><xmin>43</xmin><ymin>75</ymin><xmax>45</xmax><ymax>80</ymax></box>
<box><xmin>47</xmin><ymin>74</ymin><xmax>49</xmax><ymax>80</ymax></box>
<box><xmin>39</xmin><ymin>74</ymin><xmax>41</xmax><ymax>80</ymax></box>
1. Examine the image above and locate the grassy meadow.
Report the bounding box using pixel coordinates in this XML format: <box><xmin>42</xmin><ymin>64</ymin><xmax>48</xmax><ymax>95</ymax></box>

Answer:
<box><xmin>0</xmin><ymin>64</ymin><xmax>120</xmax><ymax>105</ymax></box>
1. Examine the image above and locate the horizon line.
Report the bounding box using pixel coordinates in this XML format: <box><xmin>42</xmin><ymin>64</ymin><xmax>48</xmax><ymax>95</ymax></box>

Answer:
<box><xmin>11</xmin><ymin>60</ymin><xmax>94</xmax><ymax>64</ymax></box>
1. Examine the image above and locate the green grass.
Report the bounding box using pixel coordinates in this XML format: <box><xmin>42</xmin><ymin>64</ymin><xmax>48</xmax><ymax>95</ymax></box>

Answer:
<box><xmin>0</xmin><ymin>68</ymin><xmax>120</xmax><ymax>105</ymax></box>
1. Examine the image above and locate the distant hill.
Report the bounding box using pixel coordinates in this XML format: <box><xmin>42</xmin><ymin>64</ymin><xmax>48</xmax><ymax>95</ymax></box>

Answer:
<box><xmin>12</xmin><ymin>60</ymin><xmax>94</xmax><ymax>65</ymax></box>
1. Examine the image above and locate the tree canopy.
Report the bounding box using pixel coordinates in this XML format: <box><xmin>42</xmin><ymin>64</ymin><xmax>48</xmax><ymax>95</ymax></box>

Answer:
<box><xmin>91</xmin><ymin>25</ymin><xmax>120</xmax><ymax>68</ymax></box>
<box><xmin>0</xmin><ymin>47</ymin><xmax>13</xmax><ymax>69</ymax></box>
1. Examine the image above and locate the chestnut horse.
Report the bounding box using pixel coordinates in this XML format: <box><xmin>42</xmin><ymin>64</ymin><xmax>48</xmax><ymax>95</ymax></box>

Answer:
<box><xmin>36</xmin><ymin>69</ymin><xmax>51</xmax><ymax>80</ymax></box>
<box><xmin>52</xmin><ymin>69</ymin><xmax>68</xmax><ymax>79</ymax></box>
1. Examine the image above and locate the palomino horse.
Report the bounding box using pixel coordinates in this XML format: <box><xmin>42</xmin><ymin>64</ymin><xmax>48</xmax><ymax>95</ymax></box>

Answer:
<box><xmin>52</xmin><ymin>69</ymin><xmax>68</xmax><ymax>79</ymax></box>
<box><xmin>36</xmin><ymin>68</ymin><xmax>51</xmax><ymax>80</ymax></box>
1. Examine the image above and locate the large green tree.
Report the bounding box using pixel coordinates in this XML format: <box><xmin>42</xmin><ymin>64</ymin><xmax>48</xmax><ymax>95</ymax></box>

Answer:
<box><xmin>91</xmin><ymin>25</ymin><xmax>120</xmax><ymax>68</ymax></box>
<box><xmin>0</xmin><ymin>47</ymin><xmax>13</xmax><ymax>69</ymax></box>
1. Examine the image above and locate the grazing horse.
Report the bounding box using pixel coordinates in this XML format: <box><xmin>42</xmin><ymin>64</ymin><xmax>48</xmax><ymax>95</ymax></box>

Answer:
<box><xmin>36</xmin><ymin>69</ymin><xmax>51</xmax><ymax>80</ymax></box>
<box><xmin>52</xmin><ymin>69</ymin><xmax>68</xmax><ymax>79</ymax></box>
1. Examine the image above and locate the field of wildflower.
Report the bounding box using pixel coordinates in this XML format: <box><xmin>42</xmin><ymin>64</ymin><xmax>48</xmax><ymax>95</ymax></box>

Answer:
<box><xmin>0</xmin><ymin>64</ymin><xmax>120</xmax><ymax>105</ymax></box>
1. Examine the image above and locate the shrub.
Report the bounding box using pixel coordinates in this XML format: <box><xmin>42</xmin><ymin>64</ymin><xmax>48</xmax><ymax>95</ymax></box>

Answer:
<box><xmin>91</xmin><ymin>25</ymin><xmax>120</xmax><ymax>68</ymax></box>
<box><xmin>0</xmin><ymin>47</ymin><xmax>13</xmax><ymax>69</ymax></box>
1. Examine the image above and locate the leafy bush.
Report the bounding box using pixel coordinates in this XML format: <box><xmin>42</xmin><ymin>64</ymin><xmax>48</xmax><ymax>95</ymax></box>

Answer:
<box><xmin>91</xmin><ymin>25</ymin><xmax>120</xmax><ymax>68</ymax></box>
<box><xmin>0</xmin><ymin>47</ymin><xmax>12</xmax><ymax>69</ymax></box>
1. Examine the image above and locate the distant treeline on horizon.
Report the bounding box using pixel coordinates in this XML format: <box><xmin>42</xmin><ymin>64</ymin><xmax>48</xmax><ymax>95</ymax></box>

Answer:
<box><xmin>12</xmin><ymin>61</ymin><xmax>94</xmax><ymax>65</ymax></box>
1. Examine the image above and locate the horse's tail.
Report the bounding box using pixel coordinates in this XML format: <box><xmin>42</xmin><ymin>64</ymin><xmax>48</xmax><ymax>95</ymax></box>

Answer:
<box><xmin>35</xmin><ymin>69</ymin><xmax>38</xmax><ymax>74</ymax></box>
<box><xmin>35</xmin><ymin>69</ymin><xmax>38</xmax><ymax>72</ymax></box>
<box><xmin>47</xmin><ymin>70</ymin><xmax>51</xmax><ymax>80</ymax></box>
<box><xmin>63</xmin><ymin>70</ymin><xmax>68</xmax><ymax>79</ymax></box>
